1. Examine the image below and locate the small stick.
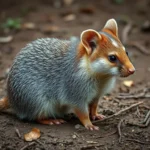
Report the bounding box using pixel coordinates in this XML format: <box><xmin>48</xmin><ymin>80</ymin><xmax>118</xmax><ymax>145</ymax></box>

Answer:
<box><xmin>35</xmin><ymin>140</ymin><xmax>47</xmax><ymax>150</ymax></box>
<box><xmin>126</xmin><ymin>139</ymin><xmax>149</xmax><ymax>145</ymax></box>
<box><xmin>128</xmin><ymin>41</ymin><xmax>150</xmax><ymax>55</ymax></box>
<box><xmin>136</xmin><ymin>106</ymin><xmax>141</xmax><ymax>118</ymax></box>
<box><xmin>93</xmin><ymin>101</ymin><xmax>143</xmax><ymax>124</ymax></box>
<box><xmin>15</xmin><ymin>127</ymin><xmax>21</xmax><ymax>138</ymax></box>
<box><xmin>81</xmin><ymin>144</ymin><xmax>104</xmax><ymax>150</ymax></box>
<box><xmin>95</xmin><ymin>130</ymin><xmax>117</xmax><ymax>139</ymax></box>
<box><xmin>116</xmin><ymin>94</ymin><xmax>150</xmax><ymax>99</ymax></box>
<box><xmin>139</xmin><ymin>105</ymin><xmax>150</xmax><ymax>110</ymax></box>
<box><xmin>127</xmin><ymin>121</ymin><xmax>150</xmax><ymax>128</ymax></box>
<box><xmin>122</xmin><ymin>23</ymin><xmax>133</xmax><ymax>45</ymax></box>
<box><xmin>20</xmin><ymin>142</ymin><xmax>35</xmax><ymax>150</ymax></box>
<box><xmin>127</xmin><ymin>110</ymin><xmax>150</xmax><ymax>128</ymax></box>
<box><xmin>117</xmin><ymin>119</ymin><xmax>124</xmax><ymax>143</ymax></box>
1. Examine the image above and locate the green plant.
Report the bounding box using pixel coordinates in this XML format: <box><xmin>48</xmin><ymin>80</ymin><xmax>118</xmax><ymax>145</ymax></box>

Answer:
<box><xmin>113</xmin><ymin>0</ymin><xmax>124</xmax><ymax>4</ymax></box>
<box><xmin>1</xmin><ymin>18</ymin><xmax>21</xmax><ymax>30</ymax></box>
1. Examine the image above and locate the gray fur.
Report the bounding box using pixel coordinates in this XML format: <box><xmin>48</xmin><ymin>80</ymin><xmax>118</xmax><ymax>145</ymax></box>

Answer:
<box><xmin>7</xmin><ymin>37</ymin><xmax>115</xmax><ymax>121</ymax></box>
<box><xmin>7</xmin><ymin>38</ymin><xmax>96</xmax><ymax>120</ymax></box>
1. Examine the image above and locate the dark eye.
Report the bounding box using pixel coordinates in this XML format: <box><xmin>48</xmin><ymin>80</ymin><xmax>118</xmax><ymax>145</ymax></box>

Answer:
<box><xmin>89</xmin><ymin>41</ymin><xmax>96</xmax><ymax>51</ymax></box>
<box><xmin>126</xmin><ymin>51</ymin><xmax>128</xmax><ymax>56</ymax></box>
<box><xmin>108</xmin><ymin>55</ymin><xmax>117</xmax><ymax>63</ymax></box>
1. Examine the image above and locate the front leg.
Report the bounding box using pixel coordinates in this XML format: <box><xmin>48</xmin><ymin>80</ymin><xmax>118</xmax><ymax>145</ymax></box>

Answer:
<box><xmin>74</xmin><ymin>108</ymin><xmax>99</xmax><ymax>130</ymax></box>
<box><xmin>89</xmin><ymin>98</ymin><xmax>105</xmax><ymax>121</ymax></box>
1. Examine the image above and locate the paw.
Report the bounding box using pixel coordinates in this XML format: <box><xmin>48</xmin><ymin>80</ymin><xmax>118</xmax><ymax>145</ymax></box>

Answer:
<box><xmin>91</xmin><ymin>114</ymin><xmax>106</xmax><ymax>121</ymax></box>
<box><xmin>85</xmin><ymin>124</ymin><xmax>99</xmax><ymax>131</ymax></box>
<box><xmin>38</xmin><ymin>119</ymin><xmax>66</xmax><ymax>125</ymax></box>
<box><xmin>48</xmin><ymin>119</ymin><xmax>66</xmax><ymax>125</ymax></box>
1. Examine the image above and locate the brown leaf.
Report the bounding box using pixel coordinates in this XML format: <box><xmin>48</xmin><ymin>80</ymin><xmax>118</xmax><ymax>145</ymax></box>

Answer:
<box><xmin>123</xmin><ymin>80</ymin><xmax>134</xmax><ymax>87</ymax></box>
<box><xmin>0</xmin><ymin>36</ymin><xmax>13</xmax><ymax>43</ymax></box>
<box><xmin>24</xmin><ymin>128</ymin><xmax>41</xmax><ymax>141</ymax></box>
<box><xmin>63</xmin><ymin>14</ymin><xmax>76</xmax><ymax>22</ymax></box>
<box><xmin>22</xmin><ymin>22</ymin><xmax>36</xmax><ymax>30</ymax></box>
<box><xmin>41</xmin><ymin>25</ymin><xmax>60</xmax><ymax>34</ymax></box>
<box><xmin>63</xmin><ymin>0</ymin><xmax>74</xmax><ymax>6</ymax></box>
<box><xmin>79</xmin><ymin>7</ymin><xmax>95</xmax><ymax>14</ymax></box>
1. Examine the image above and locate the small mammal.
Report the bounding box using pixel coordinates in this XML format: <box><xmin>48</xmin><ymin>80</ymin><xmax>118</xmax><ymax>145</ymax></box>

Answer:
<box><xmin>0</xmin><ymin>19</ymin><xmax>135</xmax><ymax>130</ymax></box>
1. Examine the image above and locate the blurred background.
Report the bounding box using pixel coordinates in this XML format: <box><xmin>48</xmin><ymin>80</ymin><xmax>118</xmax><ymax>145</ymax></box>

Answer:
<box><xmin>0</xmin><ymin>0</ymin><xmax>150</xmax><ymax>81</ymax></box>
<box><xmin>0</xmin><ymin>1</ymin><xmax>150</xmax><ymax>150</ymax></box>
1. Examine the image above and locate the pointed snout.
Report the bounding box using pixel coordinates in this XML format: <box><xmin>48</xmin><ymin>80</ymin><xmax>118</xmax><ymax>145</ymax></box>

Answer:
<box><xmin>128</xmin><ymin>67</ymin><xmax>135</xmax><ymax>75</ymax></box>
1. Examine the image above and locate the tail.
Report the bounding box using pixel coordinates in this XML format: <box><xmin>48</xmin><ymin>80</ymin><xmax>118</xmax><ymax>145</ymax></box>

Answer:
<box><xmin>0</xmin><ymin>97</ymin><xmax>10</xmax><ymax>110</ymax></box>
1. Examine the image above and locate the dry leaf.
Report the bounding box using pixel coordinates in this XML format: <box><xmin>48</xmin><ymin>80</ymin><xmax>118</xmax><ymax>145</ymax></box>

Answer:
<box><xmin>24</xmin><ymin>128</ymin><xmax>41</xmax><ymax>141</ymax></box>
<box><xmin>123</xmin><ymin>80</ymin><xmax>134</xmax><ymax>87</ymax></box>
<box><xmin>0</xmin><ymin>36</ymin><xmax>13</xmax><ymax>43</ymax></box>
<box><xmin>41</xmin><ymin>25</ymin><xmax>60</xmax><ymax>33</ymax></box>
<box><xmin>79</xmin><ymin>7</ymin><xmax>95</xmax><ymax>14</ymax></box>
<box><xmin>22</xmin><ymin>22</ymin><xmax>36</xmax><ymax>30</ymax></box>
<box><xmin>63</xmin><ymin>14</ymin><xmax>76</xmax><ymax>22</ymax></box>
<box><xmin>63</xmin><ymin>0</ymin><xmax>74</xmax><ymax>6</ymax></box>
<box><xmin>103</xmin><ymin>96</ymin><xmax>112</xmax><ymax>101</ymax></box>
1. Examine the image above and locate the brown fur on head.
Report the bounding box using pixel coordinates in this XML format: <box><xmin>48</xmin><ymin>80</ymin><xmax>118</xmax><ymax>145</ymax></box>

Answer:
<box><xmin>78</xmin><ymin>19</ymin><xmax>135</xmax><ymax>77</ymax></box>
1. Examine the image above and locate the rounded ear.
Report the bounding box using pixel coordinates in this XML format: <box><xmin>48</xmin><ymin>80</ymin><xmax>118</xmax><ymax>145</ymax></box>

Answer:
<box><xmin>80</xmin><ymin>29</ymin><xmax>101</xmax><ymax>55</ymax></box>
<box><xmin>103</xmin><ymin>19</ymin><xmax>118</xmax><ymax>37</ymax></box>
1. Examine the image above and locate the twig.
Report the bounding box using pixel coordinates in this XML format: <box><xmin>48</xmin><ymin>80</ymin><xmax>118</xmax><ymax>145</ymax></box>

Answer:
<box><xmin>128</xmin><ymin>41</ymin><xmax>150</xmax><ymax>55</ymax></box>
<box><xmin>95</xmin><ymin>130</ymin><xmax>117</xmax><ymax>139</ymax></box>
<box><xmin>136</xmin><ymin>106</ymin><xmax>141</xmax><ymax>118</ymax></box>
<box><xmin>15</xmin><ymin>127</ymin><xmax>21</xmax><ymax>138</ymax></box>
<box><xmin>20</xmin><ymin>142</ymin><xmax>35</xmax><ymax>150</ymax></box>
<box><xmin>93</xmin><ymin>101</ymin><xmax>143</xmax><ymax>124</ymax></box>
<box><xmin>81</xmin><ymin>144</ymin><xmax>104</xmax><ymax>150</ymax></box>
<box><xmin>117</xmin><ymin>119</ymin><xmax>124</xmax><ymax>143</ymax></box>
<box><xmin>117</xmin><ymin>86</ymin><xmax>150</xmax><ymax>99</ymax></box>
<box><xmin>35</xmin><ymin>140</ymin><xmax>47</xmax><ymax>150</ymax></box>
<box><xmin>127</xmin><ymin>122</ymin><xmax>149</xmax><ymax>128</ymax></box>
<box><xmin>127</xmin><ymin>110</ymin><xmax>150</xmax><ymax>128</ymax></box>
<box><xmin>126</xmin><ymin>139</ymin><xmax>149</xmax><ymax>145</ymax></box>
<box><xmin>142</xmin><ymin>110</ymin><xmax>150</xmax><ymax>124</ymax></box>
<box><xmin>139</xmin><ymin>105</ymin><xmax>150</xmax><ymax>110</ymax></box>
<box><xmin>122</xmin><ymin>23</ymin><xmax>133</xmax><ymax>45</ymax></box>
<box><xmin>116</xmin><ymin>94</ymin><xmax>150</xmax><ymax>99</ymax></box>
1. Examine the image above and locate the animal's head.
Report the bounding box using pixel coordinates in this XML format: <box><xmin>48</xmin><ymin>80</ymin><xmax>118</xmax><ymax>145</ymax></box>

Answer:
<box><xmin>78</xmin><ymin>19</ymin><xmax>135</xmax><ymax>77</ymax></box>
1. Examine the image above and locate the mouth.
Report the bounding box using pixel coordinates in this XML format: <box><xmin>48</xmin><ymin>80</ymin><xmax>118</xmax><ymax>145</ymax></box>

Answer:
<box><xmin>120</xmin><ymin>74</ymin><xmax>130</xmax><ymax>78</ymax></box>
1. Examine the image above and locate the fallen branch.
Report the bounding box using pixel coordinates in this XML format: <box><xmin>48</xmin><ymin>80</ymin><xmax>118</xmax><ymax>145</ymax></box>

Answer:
<box><xmin>117</xmin><ymin>86</ymin><xmax>150</xmax><ymax>99</ymax></box>
<box><xmin>116</xmin><ymin>93</ymin><xmax>150</xmax><ymax>99</ymax></box>
<box><xmin>126</xmin><ymin>139</ymin><xmax>149</xmax><ymax>145</ymax></box>
<box><xmin>127</xmin><ymin>110</ymin><xmax>150</xmax><ymax>128</ymax></box>
<box><xmin>20</xmin><ymin>142</ymin><xmax>35</xmax><ymax>150</ymax></box>
<box><xmin>122</xmin><ymin>23</ymin><xmax>133</xmax><ymax>45</ymax></box>
<box><xmin>95</xmin><ymin>130</ymin><xmax>117</xmax><ymax>139</ymax></box>
<box><xmin>117</xmin><ymin>119</ymin><xmax>124</xmax><ymax>143</ymax></box>
<box><xmin>128</xmin><ymin>41</ymin><xmax>150</xmax><ymax>55</ymax></box>
<box><xmin>93</xmin><ymin>101</ymin><xmax>143</xmax><ymax>124</ymax></box>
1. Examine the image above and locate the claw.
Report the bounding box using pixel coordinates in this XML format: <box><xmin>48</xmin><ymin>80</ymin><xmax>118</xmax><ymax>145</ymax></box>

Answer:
<box><xmin>85</xmin><ymin>124</ymin><xmax>99</xmax><ymax>131</ymax></box>
<box><xmin>37</xmin><ymin>119</ymin><xmax>66</xmax><ymax>125</ymax></box>
<box><xmin>91</xmin><ymin>114</ymin><xmax>106</xmax><ymax>121</ymax></box>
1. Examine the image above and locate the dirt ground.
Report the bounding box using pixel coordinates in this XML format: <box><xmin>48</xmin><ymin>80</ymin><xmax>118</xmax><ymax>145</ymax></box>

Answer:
<box><xmin>0</xmin><ymin>0</ymin><xmax>150</xmax><ymax>149</ymax></box>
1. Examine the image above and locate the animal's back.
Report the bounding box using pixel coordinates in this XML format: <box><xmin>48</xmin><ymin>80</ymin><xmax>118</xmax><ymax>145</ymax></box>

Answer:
<box><xmin>7</xmin><ymin>38</ymin><xmax>71</xmax><ymax>120</ymax></box>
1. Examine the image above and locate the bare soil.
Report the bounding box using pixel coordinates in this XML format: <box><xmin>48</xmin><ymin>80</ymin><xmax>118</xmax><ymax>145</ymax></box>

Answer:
<box><xmin>0</xmin><ymin>0</ymin><xmax>150</xmax><ymax>150</ymax></box>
